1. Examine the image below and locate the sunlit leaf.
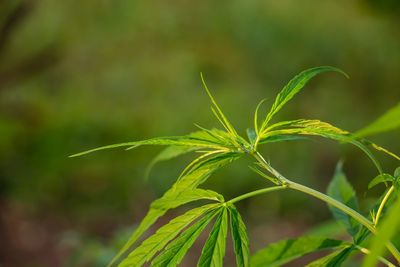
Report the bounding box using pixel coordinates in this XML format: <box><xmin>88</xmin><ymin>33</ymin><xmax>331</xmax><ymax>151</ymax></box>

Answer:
<box><xmin>109</xmin><ymin>153</ymin><xmax>239</xmax><ymax>266</ymax></box>
<box><xmin>356</xmin><ymin>102</ymin><xmax>400</xmax><ymax>138</ymax></box>
<box><xmin>259</xmin><ymin>119</ymin><xmax>383</xmax><ymax>173</ymax></box>
<box><xmin>119</xmin><ymin>204</ymin><xmax>220</xmax><ymax>267</ymax></box>
<box><xmin>151</xmin><ymin>208</ymin><xmax>220</xmax><ymax>267</ymax></box>
<box><xmin>259</xmin><ymin>134</ymin><xmax>309</xmax><ymax>144</ymax></box>
<box><xmin>259</xmin><ymin>66</ymin><xmax>348</xmax><ymax>131</ymax></box>
<box><xmin>327</xmin><ymin>162</ymin><xmax>360</xmax><ymax>239</ymax></box>
<box><xmin>198</xmin><ymin>208</ymin><xmax>229</xmax><ymax>267</ymax></box>
<box><xmin>251</xmin><ymin>236</ymin><xmax>345</xmax><ymax>267</ymax></box>
<box><xmin>70</xmin><ymin>132</ymin><xmax>233</xmax><ymax>158</ymax></box>
<box><xmin>200</xmin><ymin>73</ymin><xmax>238</xmax><ymax>137</ymax></box>
<box><xmin>229</xmin><ymin>205</ymin><xmax>250</xmax><ymax>267</ymax></box>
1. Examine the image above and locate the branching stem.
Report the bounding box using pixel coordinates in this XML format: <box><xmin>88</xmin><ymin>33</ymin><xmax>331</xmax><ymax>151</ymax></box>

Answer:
<box><xmin>251</xmin><ymin>151</ymin><xmax>400</xmax><ymax>264</ymax></box>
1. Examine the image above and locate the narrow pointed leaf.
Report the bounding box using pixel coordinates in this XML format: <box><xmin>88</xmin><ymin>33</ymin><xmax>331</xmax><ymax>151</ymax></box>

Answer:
<box><xmin>229</xmin><ymin>206</ymin><xmax>250</xmax><ymax>267</ymax></box>
<box><xmin>356</xmin><ymin>102</ymin><xmax>400</xmax><ymax>138</ymax></box>
<box><xmin>70</xmin><ymin>131</ymin><xmax>233</xmax><ymax>158</ymax></box>
<box><xmin>254</xmin><ymin>98</ymin><xmax>267</xmax><ymax>134</ymax></box>
<box><xmin>259</xmin><ymin>119</ymin><xmax>383</xmax><ymax>173</ymax></box>
<box><xmin>109</xmin><ymin>153</ymin><xmax>239</xmax><ymax>266</ymax></box>
<box><xmin>251</xmin><ymin>236</ymin><xmax>345</xmax><ymax>267</ymax></box>
<box><xmin>261</xmin><ymin>66</ymin><xmax>348</xmax><ymax>130</ymax></box>
<box><xmin>368</xmin><ymin>174</ymin><xmax>394</xmax><ymax>189</ymax></box>
<box><xmin>327</xmin><ymin>163</ymin><xmax>360</xmax><ymax>239</ymax></box>
<box><xmin>119</xmin><ymin>204</ymin><xmax>220</xmax><ymax>267</ymax></box>
<box><xmin>305</xmin><ymin>247</ymin><xmax>351</xmax><ymax>267</ymax></box>
<box><xmin>198</xmin><ymin>208</ymin><xmax>229</xmax><ymax>267</ymax></box>
<box><xmin>259</xmin><ymin>134</ymin><xmax>309</xmax><ymax>144</ymax></box>
<box><xmin>151</xmin><ymin>208</ymin><xmax>220</xmax><ymax>267</ymax></box>
<box><xmin>200</xmin><ymin>73</ymin><xmax>238</xmax><ymax>137</ymax></box>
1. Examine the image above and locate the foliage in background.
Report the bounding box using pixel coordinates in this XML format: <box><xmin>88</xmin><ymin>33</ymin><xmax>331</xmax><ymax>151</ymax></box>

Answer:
<box><xmin>1</xmin><ymin>0</ymin><xmax>400</xmax><ymax>266</ymax></box>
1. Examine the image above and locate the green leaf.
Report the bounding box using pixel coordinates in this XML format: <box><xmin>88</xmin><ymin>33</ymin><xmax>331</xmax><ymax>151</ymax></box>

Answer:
<box><xmin>260</xmin><ymin>66</ymin><xmax>348</xmax><ymax>131</ymax></box>
<box><xmin>363</xmin><ymin>197</ymin><xmax>400</xmax><ymax>267</ymax></box>
<box><xmin>395</xmin><ymin>167</ymin><xmax>400</xmax><ymax>178</ymax></box>
<box><xmin>109</xmin><ymin>153</ymin><xmax>239</xmax><ymax>266</ymax></box>
<box><xmin>229</xmin><ymin>206</ymin><xmax>250</xmax><ymax>267</ymax></box>
<box><xmin>260</xmin><ymin>119</ymin><xmax>383</xmax><ymax>173</ymax></box>
<box><xmin>151</xmin><ymin>208</ymin><xmax>220</xmax><ymax>267</ymax></box>
<box><xmin>119</xmin><ymin>204</ymin><xmax>220</xmax><ymax>267</ymax></box>
<box><xmin>251</xmin><ymin>236</ymin><xmax>345</xmax><ymax>267</ymax></box>
<box><xmin>70</xmin><ymin>131</ymin><xmax>234</xmax><ymax>158</ymax></box>
<box><xmin>368</xmin><ymin>174</ymin><xmax>394</xmax><ymax>189</ymax></box>
<box><xmin>200</xmin><ymin>73</ymin><xmax>238</xmax><ymax>137</ymax></box>
<box><xmin>198</xmin><ymin>208</ymin><xmax>229</xmax><ymax>267</ymax></box>
<box><xmin>327</xmin><ymin>162</ymin><xmax>360</xmax><ymax>239</ymax></box>
<box><xmin>356</xmin><ymin>102</ymin><xmax>400</xmax><ymax>138</ymax></box>
<box><xmin>305</xmin><ymin>247</ymin><xmax>351</xmax><ymax>267</ymax></box>
<box><xmin>151</xmin><ymin>189</ymin><xmax>224</xmax><ymax>209</ymax></box>
<box><xmin>246</xmin><ymin>128</ymin><xmax>257</xmax><ymax>145</ymax></box>
<box><xmin>145</xmin><ymin>146</ymin><xmax>198</xmax><ymax>179</ymax></box>
<box><xmin>254</xmin><ymin>98</ymin><xmax>267</xmax><ymax>134</ymax></box>
<box><xmin>259</xmin><ymin>134</ymin><xmax>309</xmax><ymax>144</ymax></box>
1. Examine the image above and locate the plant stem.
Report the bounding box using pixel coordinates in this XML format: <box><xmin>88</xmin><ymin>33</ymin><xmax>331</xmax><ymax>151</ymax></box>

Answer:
<box><xmin>287</xmin><ymin>181</ymin><xmax>374</xmax><ymax>231</ymax></box>
<box><xmin>355</xmin><ymin>245</ymin><xmax>396</xmax><ymax>267</ymax></box>
<box><xmin>252</xmin><ymin>151</ymin><xmax>400</xmax><ymax>264</ymax></box>
<box><xmin>227</xmin><ymin>186</ymin><xmax>286</xmax><ymax>204</ymax></box>
<box><xmin>374</xmin><ymin>185</ymin><xmax>395</xmax><ymax>226</ymax></box>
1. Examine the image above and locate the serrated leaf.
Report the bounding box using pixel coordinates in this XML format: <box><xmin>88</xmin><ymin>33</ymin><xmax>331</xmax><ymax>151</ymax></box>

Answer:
<box><xmin>356</xmin><ymin>102</ymin><xmax>400</xmax><ymax>138</ymax></box>
<box><xmin>368</xmin><ymin>174</ymin><xmax>394</xmax><ymax>189</ymax></box>
<box><xmin>70</xmin><ymin>131</ymin><xmax>233</xmax><ymax>158</ymax></box>
<box><xmin>229</xmin><ymin>206</ymin><xmax>250</xmax><ymax>267</ymax></box>
<box><xmin>151</xmin><ymin>189</ymin><xmax>224</xmax><ymax>209</ymax></box>
<box><xmin>109</xmin><ymin>153</ymin><xmax>239</xmax><ymax>266</ymax></box>
<box><xmin>327</xmin><ymin>163</ymin><xmax>360</xmax><ymax>239</ymax></box>
<box><xmin>200</xmin><ymin>73</ymin><xmax>238</xmax><ymax>137</ymax></box>
<box><xmin>363</xmin><ymin>197</ymin><xmax>400</xmax><ymax>267</ymax></box>
<box><xmin>305</xmin><ymin>247</ymin><xmax>351</xmax><ymax>267</ymax></box>
<box><xmin>260</xmin><ymin>119</ymin><xmax>383</xmax><ymax>173</ymax></box>
<box><xmin>259</xmin><ymin>134</ymin><xmax>309</xmax><ymax>144</ymax></box>
<box><xmin>251</xmin><ymin>236</ymin><xmax>345</xmax><ymax>267</ymax></box>
<box><xmin>198</xmin><ymin>208</ymin><xmax>229</xmax><ymax>267</ymax></box>
<box><xmin>151</xmin><ymin>208</ymin><xmax>220</xmax><ymax>267</ymax></box>
<box><xmin>260</xmin><ymin>66</ymin><xmax>348</xmax><ymax>131</ymax></box>
<box><xmin>119</xmin><ymin>204</ymin><xmax>220</xmax><ymax>267</ymax></box>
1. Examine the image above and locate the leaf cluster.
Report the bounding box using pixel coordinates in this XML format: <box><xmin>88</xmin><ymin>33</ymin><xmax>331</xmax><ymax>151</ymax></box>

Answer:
<box><xmin>72</xmin><ymin>67</ymin><xmax>400</xmax><ymax>266</ymax></box>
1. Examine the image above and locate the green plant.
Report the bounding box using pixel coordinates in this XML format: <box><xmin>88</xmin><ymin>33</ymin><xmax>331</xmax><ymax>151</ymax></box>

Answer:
<box><xmin>72</xmin><ymin>67</ymin><xmax>400</xmax><ymax>267</ymax></box>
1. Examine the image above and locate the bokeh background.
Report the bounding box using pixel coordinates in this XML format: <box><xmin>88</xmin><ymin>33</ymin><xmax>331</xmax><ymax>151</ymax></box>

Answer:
<box><xmin>1</xmin><ymin>0</ymin><xmax>400</xmax><ymax>266</ymax></box>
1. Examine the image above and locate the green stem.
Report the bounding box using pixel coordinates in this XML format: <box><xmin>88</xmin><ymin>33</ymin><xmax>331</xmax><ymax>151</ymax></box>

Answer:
<box><xmin>252</xmin><ymin>151</ymin><xmax>400</xmax><ymax>264</ymax></box>
<box><xmin>227</xmin><ymin>186</ymin><xmax>286</xmax><ymax>204</ymax></box>
<box><xmin>355</xmin><ymin>245</ymin><xmax>396</xmax><ymax>267</ymax></box>
<box><xmin>374</xmin><ymin>185</ymin><xmax>395</xmax><ymax>226</ymax></box>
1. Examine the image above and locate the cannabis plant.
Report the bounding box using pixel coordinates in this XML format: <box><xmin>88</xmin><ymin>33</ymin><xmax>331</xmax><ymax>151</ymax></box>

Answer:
<box><xmin>72</xmin><ymin>67</ymin><xmax>400</xmax><ymax>267</ymax></box>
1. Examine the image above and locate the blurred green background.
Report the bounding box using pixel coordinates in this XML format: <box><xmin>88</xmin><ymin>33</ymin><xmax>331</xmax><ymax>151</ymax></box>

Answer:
<box><xmin>0</xmin><ymin>0</ymin><xmax>400</xmax><ymax>266</ymax></box>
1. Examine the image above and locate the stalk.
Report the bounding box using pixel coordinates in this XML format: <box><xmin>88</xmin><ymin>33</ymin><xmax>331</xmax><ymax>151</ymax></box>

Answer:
<box><xmin>355</xmin><ymin>245</ymin><xmax>396</xmax><ymax>267</ymax></box>
<box><xmin>374</xmin><ymin>185</ymin><xmax>395</xmax><ymax>226</ymax></box>
<box><xmin>252</xmin><ymin>151</ymin><xmax>400</xmax><ymax>264</ymax></box>
<box><xmin>227</xmin><ymin>186</ymin><xmax>286</xmax><ymax>204</ymax></box>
